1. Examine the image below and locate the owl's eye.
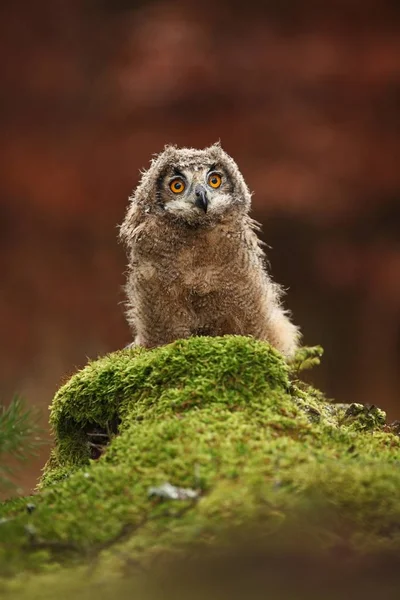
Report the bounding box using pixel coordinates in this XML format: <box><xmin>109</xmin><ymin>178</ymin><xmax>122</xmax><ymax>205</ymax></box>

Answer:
<box><xmin>208</xmin><ymin>173</ymin><xmax>222</xmax><ymax>189</ymax></box>
<box><xmin>169</xmin><ymin>178</ymin><xmax>185</xmax><ymax>194</ymax></box>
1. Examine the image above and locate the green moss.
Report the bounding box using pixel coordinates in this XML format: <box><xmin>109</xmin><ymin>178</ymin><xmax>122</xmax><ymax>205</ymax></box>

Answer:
<box><xmin>42</xmin><ymin>336</ymin><xmax>290</xmax><ymax>486</ymax></box>
<box><xmin>1</xmin><ymin>335</ymin><xmax>400</xmax><ymax>597</ymax></box>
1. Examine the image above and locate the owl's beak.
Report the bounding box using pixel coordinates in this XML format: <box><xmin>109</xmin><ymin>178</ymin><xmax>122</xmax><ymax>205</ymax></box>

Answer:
<box><xmin>194</xmin><ymin>184</ymin><xmax>208</xmax><ymax>213</ymax></box>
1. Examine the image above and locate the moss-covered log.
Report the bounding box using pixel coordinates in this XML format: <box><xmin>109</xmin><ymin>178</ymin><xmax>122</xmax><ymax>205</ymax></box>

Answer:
<box><xmin>1</xmin><ymin>336</ymin><xmax>400</xmax><ymax>598</ymax></box>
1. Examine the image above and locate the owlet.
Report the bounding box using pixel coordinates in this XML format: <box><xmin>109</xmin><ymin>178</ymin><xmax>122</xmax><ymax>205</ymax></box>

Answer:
<box><xmin>120</xmin><ymin>143</ymin><xmax>300</xmax><ymax>358</ymax></box>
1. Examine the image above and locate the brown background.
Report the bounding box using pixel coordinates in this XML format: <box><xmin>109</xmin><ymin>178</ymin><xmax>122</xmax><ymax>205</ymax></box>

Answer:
<box><xmin>1</xmin><ymin>0</ymin><xmax>399</xmax><ymax>495</ymax></box>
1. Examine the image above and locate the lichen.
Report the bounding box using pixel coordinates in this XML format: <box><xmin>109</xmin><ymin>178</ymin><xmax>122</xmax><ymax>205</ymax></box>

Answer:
<box><xmin>1</xmin><ymin>335</ymin><xmax>400</xmax><ymax>596</ymax></box>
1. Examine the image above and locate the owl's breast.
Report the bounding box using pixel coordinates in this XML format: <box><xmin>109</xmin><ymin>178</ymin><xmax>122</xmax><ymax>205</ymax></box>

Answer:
<box><xmin>175</xmin><ymin>227</ymin><xmax>241</xmax><ymax>294</ymax></box>
<box><xmin>133</xmin><ymin>220</ymin><xmax>247</xmax><ymax>295</ymax></box>
<box><xmin>180</xmin><ymin>264</ymin><xmax>222</xmax><ymax>295</ymax></box>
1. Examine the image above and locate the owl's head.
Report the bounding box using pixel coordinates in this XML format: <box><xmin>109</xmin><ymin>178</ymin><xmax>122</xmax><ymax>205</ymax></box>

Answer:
<box><xmin>127</xmin><ymin>143</ymin><xmax>252</xmax><ymax>229</ymax></box>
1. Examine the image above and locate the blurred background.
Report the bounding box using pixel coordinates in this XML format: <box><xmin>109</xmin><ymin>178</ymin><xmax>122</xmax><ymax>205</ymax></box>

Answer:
<box><xmin>0</xmin><ymin>0</ymin><xmax>399</xmax><ymax>494</ymax></box>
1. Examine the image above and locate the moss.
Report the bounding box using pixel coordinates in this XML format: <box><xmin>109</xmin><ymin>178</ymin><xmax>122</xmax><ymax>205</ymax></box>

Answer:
<box><xmin>41</xmin><ymin>336</ymin><xmax>289</xmax><ymax>486</ymax></box>
<box><xmin>1</xmin><ymin>336</ymin><xmax>400</xmax><ymax>596</ymax></box>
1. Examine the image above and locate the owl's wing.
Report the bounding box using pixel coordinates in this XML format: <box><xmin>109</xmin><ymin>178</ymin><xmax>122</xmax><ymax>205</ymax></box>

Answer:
<box><xmin>119</xmin><ymin>201</ymin><xmax>144</xmax><ymax>245</ymax></box>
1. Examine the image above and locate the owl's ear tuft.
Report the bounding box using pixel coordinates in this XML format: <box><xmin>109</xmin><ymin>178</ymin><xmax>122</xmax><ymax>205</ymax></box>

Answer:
<box><xmin>160</xmin><ymin>144</ymin><xmax>178</xmax><ymax>156</ymax></box>
<box><xmin>208</xmin><ymin>140</ymin><xmax>222</xmax><ymax>150</ymax></box>
<box><xmin>152</xmin><ymin>144</ymin><xmax>180</xmax><ymax>167</ymax></box>
<box><xmin>146</xmin><ymin>145</ymin><xmax>180</xmax><ymax>181</ymax></box>
<box><xmin>207</xmin><ymin>140</ymin><xmax>228</xmax><ymax>162</ymax></box>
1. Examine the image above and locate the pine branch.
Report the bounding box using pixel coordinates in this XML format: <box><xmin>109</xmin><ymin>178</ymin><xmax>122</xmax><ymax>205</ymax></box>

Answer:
<box><xmin>0</xmin><ymin>396</ymin><xmax>42</xmax><ymax>491</ymax></box>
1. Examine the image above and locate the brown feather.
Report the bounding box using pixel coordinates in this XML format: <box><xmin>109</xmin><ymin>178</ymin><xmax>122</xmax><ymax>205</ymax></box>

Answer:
<box><xmin>120</xmin><ymin>144</ymin><xmax>300</xmax><ymax>357</ymax></box>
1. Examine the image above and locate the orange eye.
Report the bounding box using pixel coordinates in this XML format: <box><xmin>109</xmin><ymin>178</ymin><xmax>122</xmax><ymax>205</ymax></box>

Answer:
<box><xmin>169</xmin><ymin>178</ymin><xmax>185</xmax><ymax>194</ymax></box>
<box><xmin>208</xmin><ymin>173</ymin><xmax>222</xmax><ymax>189</ymax></box>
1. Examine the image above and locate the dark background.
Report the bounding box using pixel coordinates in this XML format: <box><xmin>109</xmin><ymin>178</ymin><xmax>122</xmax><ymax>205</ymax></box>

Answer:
<box><xmin>1</xmin><ymin>0</ymin><xmax>399</xmax><ymax>494</ymax></box>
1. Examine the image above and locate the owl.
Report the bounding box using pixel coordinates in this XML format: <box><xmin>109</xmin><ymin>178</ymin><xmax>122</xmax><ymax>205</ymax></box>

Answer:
<box><xmin>120</xmin><ymin>143</ymin><xmax>300</xmax><ymax>358</ymax></box>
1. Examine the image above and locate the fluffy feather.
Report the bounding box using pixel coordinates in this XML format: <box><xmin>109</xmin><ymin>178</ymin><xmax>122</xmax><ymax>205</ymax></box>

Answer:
<box><xmin>120</xmin><ymin>143</ymin><xmax>300</xmax><ymax>357</ymax></box>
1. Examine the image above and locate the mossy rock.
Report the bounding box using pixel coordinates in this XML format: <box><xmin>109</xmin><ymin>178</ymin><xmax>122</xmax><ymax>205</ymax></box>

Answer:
<box><xmin>1</xmin><ymin>336</ymin><xmax>400</xmax><ymax>598</ymax></box>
